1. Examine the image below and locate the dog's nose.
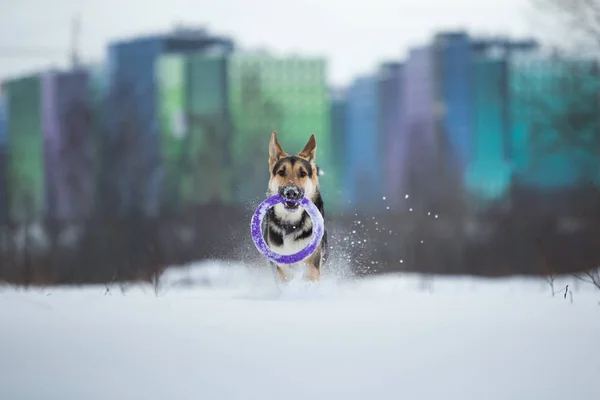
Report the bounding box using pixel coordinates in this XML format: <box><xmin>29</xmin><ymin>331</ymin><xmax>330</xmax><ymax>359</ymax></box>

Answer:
<box><xmin>281</xmin><ymin>186</ymin><xmax>303</xmax><ymax>201</ymax></box>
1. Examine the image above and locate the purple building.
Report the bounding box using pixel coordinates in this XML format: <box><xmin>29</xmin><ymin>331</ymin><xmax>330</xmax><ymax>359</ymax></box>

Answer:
<box><xmin>377</xmin><ymin>62</ymin><xmax>404</xmax><ymax>207</ymax></box>
<box><xmin>398</xmin><ymin>46</ymin><xmax>446</xmax><ymax>211</ymax></box>
<box><xmin>0</xmin><ymin>90</ymin><xmax>6</xmax><ymax>147</ymax></box>
<box><xmin>41</xmin><ymin>70</ymin><xmax>94</xmax><ymax>221</ymax></box>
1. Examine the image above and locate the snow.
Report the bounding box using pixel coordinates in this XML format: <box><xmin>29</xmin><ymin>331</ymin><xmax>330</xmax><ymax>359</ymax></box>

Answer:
<box><xmin>1</xmin><ymin>260</ymin><xmax>599</xmax><ymax>400</ymax></box>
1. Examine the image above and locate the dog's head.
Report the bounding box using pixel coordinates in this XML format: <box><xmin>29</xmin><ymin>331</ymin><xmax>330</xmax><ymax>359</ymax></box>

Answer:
<box><xmin>267</xmin><ymin>130</ymin><xmax>319</xmax><ymax>214</ymax></box>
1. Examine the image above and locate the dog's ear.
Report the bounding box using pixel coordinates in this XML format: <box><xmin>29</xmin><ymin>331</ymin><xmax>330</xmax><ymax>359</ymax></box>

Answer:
<box><xmin>298</xmin><ymin>134</ymin><xmax>317</xmax><ymax>163</ymax></box>
<box><xmin>269</xmin><ymin>130</ymin><xmax>288</xmax><ymax>166</ymax></box>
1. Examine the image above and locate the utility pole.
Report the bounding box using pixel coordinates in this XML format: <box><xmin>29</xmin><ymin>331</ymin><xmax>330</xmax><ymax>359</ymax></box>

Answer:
<box><xmin>70</xmin><ymin>13</ymin><xmax>81</xmax><ymax>69</ymax></box>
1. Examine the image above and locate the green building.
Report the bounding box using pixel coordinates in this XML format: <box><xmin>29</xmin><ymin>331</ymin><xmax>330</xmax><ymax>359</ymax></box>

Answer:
<box><xmin>227</xmin><ymin>53</ymin><xmax>337</xmax><ymax>207</ymax></box>
<box><xmin>157</xmin><ymin>51</ymin><xmax>338</xmax><ymax>211</ymax></box>
<box><xmin>157</xmin><ymin>52</ymin><xmax>232</xmax><ymax>212</ymax></box>
<box><xmin>187</xmin><ymin>53</ymin><xmax>232</xmax><ymax>205</ymax></box>
<box><xmin>3</xmin><ymin>75</ymin><xmax>45</xmax><ymax>222</ymax></box>
<box><xmin>157</xmin><ymin>54</ymin><xmax>188</xmax><ymax>212</ymax></box>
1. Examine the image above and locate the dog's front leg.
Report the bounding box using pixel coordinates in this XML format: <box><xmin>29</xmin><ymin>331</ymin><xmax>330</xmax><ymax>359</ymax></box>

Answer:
<box><xmin>305</xmin><ymin>264</ymin><xmax>320</xmax><ymax>281</ymax></box>
<box><xmin>303</xmin><ymin>250</ymin><xmax>322</xmax><ymax>282</ymax></box>
<box><xmin>276</xmin><ymin>265</ymin><xmax>291</xmax><ymax>283</ymax></box>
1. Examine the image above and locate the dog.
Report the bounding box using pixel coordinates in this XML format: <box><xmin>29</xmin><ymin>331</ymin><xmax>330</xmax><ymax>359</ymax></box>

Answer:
<box><xmin>261</xmin><ymin>130</ymin><xmax>329</xmax><ymax>283</ymax></box>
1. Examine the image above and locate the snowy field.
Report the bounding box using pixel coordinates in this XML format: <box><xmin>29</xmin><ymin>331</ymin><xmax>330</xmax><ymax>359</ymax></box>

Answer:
<box><xmin>1</xmin><ymin>259</ymin><xmax>599</xmax><ymax>400</ymax></box>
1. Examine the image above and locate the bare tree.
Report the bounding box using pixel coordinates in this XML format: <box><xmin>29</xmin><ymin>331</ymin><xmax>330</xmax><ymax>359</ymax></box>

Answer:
<box><xmin>571</xmin><ymin>268</ymin><xmax>600</xmax><ymax>290</ymax></box>
<box><xmin>515</xmin><ymin>60</ymin><xmax>600</xmax><ymax>185</ymax></box>
<box><xmin>530</xmin><ymin>0</ymin><xmax>600</xmax><ymax>293</ymax></box>
<box><xmin>533</xmin><ymin>0</ymin><xmax>600</xmax><ymax>50</ymax></box>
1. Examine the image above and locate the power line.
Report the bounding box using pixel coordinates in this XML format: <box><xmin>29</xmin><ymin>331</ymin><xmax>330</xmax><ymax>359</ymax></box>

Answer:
<box><xmin>0</xmin><ymin>47</ymin><xmax>67</xmax><ymax>59</ymax></box>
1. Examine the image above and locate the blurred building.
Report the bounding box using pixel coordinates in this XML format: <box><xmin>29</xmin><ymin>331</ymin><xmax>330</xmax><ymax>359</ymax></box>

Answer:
<box><xmin>464</xmin><ymin>54</ymin><xmax>513</xmax><ymax>208</ymax></box>
<box><xmin>157</xmin><ymin>51</ymin><xmax>231</xmax><ymax>212</ymax></box>
<box><xmin>0</xmin><ymin>90</ymin><xmax>8</xmax><ymax>223</ymax></box>
<box><xmin>376</xmin><ymin>62</ymin><xmax>404</xmax><ymax>207</ymax></box>
<box><xmin>2</xmin><ymin>25</ymin><xmax>596</xmax><ymax>223</ymax></box>
<box><xmin>433</xmin><ymin>32</ymin><xmax>473</xmax><ymax>172</ymax></box>
<box><xmin>2</xmin><ymin>70</ymin><xmax>97</xmax><ymax>223</ymax></box>
<box><xmin>41</xmin><ymin>69</ymin><xmax>95</xmax><ymax>221</ymax></box>
<box><xmin>0</xmin><ymin>90</ymin><xmax>6</xmax><ymax>146</ymax></box>
<box><xmin>82</xmin><ymin>62</ymin><xmax>111</xmax><ymax>218</ymax></box>
<box><xmin>344</xmin><ymin>75</ymin><xmax>382</xmax><ymax>211</ymax></box>
<box><xmin>398</xmin><ymin>46</ymin><xmax>444</xmax><ymax>212</ymax></box>
<box><xmin>463</xmin><ymin>37</ymin><xmax>537</xmax><ymax>209</ymax></box>
<box><xmin>106</xmin><ymin>26</ymin><xmax>234</xmax><ymax>216</ymax></box>
<box><xmin>157</xmin><ymin>51</ymin><xmax>334</xmax><ymax>210</ymax></box>
<box><xmin>509</xmin><ymin>55</ymin><xmax>600</xmax><ymax>192</ymax></box>
<box><xmin>329</xmin><ymin>87</ymin><xmax>347</xmax><ymax>210</ymax></box>
<box><xmin>227</xmin><ymin>52</ymin><xmax>335</xmax><ymax>205</ymax></box>
<box><xmin>86</xmin><ymin>62</ymin><xmax>110</xmax><ymax>140</ymax></box>
<box><xmin>3</xmin><ymin>74</ymin><xmax>45</xmax><ymax>223</ymax></box>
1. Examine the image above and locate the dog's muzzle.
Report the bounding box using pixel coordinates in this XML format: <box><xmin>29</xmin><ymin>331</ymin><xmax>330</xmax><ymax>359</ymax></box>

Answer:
<box><xmin>279</xmin><ymin>186</ymin><xmax>304</xmax><ymax>211</ymax></box>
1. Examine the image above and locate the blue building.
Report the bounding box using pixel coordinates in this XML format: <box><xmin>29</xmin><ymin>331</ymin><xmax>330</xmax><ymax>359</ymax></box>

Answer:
<box><xmin>433</xmin><ymin>32</ymin><xmax>473</xmax><ymax>171</ymax></box>
<box><xmin>463</xmin><ymin>38</ymin><xmax>537</xmax><ymax>208</ymax></box>
<box><xmin>344</xmin><ymin>75</ymin><xmax>382</xmax><ymax>212</ymax></box>
<box><xmin>470</xmin><ymin>36</ymin><xmax>539</xmax><ymax>165</ymax></box>
<box><xmin>106</xmin><ymin>26</ymin><xmax>234</xmax><ymax>216</ymax></box>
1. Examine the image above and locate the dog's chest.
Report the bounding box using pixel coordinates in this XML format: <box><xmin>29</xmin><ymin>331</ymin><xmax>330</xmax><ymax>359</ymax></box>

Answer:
<box><xmin>277</xmin><ymin>233</ymin><xmax>311</xmax><ymax>256</ymax></box>
<box><xmin>274</xmin><ymin>233</ymin><xmax>312</xmax><ymax>272</ymax></box>
<box><xmin>269</xmin><ymin>207</ymin><xmax>313</xmax><ymax>264</ymax></box>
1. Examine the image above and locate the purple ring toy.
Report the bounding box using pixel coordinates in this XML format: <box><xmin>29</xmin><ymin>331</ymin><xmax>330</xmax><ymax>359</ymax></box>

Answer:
<box><xmin>250</xmin><ymin>194</ymin><xmax>325</xmax><ymax>265</ymax></box>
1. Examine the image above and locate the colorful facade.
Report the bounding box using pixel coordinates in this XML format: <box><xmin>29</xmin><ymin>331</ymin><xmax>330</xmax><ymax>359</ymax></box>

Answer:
<box><xmin>0</xmin><ymin>91</ymin><xmax>6</xmax><ymax>147</ymax></box>
<box><xmin>106</xmin><ymin>38</ymin><xmax>164</xmax><ymax>216</ymax></box>
<box><xmin>85</xmin><ymin>62</ymin><xmax>109</xmax><ymax>190</ymax></box>
<box><xmin>344</xmin><ymin>75</ymin><xmax>382</xmax><ymax>211</ymax></box>
<box><xmin>158</xmin><ymin>51</ymin><xmax>333</xmax><ymax>211</ymax></box>
<box><xmin>464</xmin><ymin>56</ymin><xmax>512</xmax><ymax>206</ymax></box>
<box><xmin>41</xmin><ymin>70</ymin><xmax>94</xmax><ymax>221</ymax></box>
<box><xmin>4</xmin><ymin>75</ymin><xmax>45</xmax><ymax>222</ymax></box>
<box><xmin>434</xmin><ymin>32</ymin><xmax>473</xmax><ymax>170</ymax></box>
<box><xmin>106</xmin><ymin>29</ymin><xmax>234</xmax><ymax>216</ymax></box>
<box><xmin>227</xmin><ymin>53</ymin><xmax>335</xmax><ymax>206</ymax></box>
<box><xmin>398</xmin><ymin>46</ymin><xmax>442</xmax><ymax>211</ymax></box>
<box><xmin>1</xmin><ymin>28</ymin><xmax>596</xmax><ymax>220</ymax></box>
<box><xmin>86</xmin><ymin>62</ymin><xmax>110</xmax><ymax>136</ymax></box>
<box><xmin>509</xmin><ymin>56</ymin><xmax>600</xmax><ymax>189</ymax></box>
<box><xmin>0</xmin><ymin>91</ymin><xmax>8</xmax><ymax>223</ymax></box>
<box><xmin>157</xmin><ymin>51</ymin><xmax>232</xmax><ymax>211</ymax></box>
<box><xmin>186</xmin><ymin>53</ymin><xmax>232</xmax><ymax>205</ymax></box>
<box><xmin>330</xmin><ymin>88</ymin><xmax>346</xmax><ymax>182</ymax></box>
<box><xmin>157</xmin><ymin>54</ymin><xmax>188</xmax><ymax>212</ymax></box>
<box><xmin>377</xmin><ymin>62</ymin><xmax>404</xmax><ymax>206</ymax></box>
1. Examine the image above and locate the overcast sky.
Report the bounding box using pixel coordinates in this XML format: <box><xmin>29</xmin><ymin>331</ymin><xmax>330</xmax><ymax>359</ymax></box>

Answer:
<box><xmin>0</xmin><ymin>0</ymin><xmax>543</xmax><ymax>86</ymax></box>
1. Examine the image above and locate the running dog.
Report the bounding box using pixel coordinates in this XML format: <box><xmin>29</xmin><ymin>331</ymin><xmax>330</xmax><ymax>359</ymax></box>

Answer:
<box><xmin>262</xmin><ymin>130</ymin><xmax>329</xmax><ymax>283</ymax></box>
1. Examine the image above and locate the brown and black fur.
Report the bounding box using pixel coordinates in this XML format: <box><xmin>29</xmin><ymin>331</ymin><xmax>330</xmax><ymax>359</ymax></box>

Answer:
<box><xmin>261</xmin><ymin>130</ymin><xmax>329</xmax><ymax>283</ymax></box>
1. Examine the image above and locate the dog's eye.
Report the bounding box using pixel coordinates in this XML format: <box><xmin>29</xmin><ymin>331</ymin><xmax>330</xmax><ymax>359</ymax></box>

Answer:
<box><xmin>299</xmin><ymin>170</ymin><xmax>307</xmax><ymax>178</ymax></box>
<box><xmin>277</xmin><ymin>170</ymin><xmax>286</xmax><ymax>177</ymax></box>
